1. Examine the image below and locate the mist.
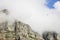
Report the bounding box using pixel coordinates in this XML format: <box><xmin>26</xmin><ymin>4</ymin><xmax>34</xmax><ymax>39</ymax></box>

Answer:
<box><xmin>0</xmin><ymin>0</ymin><xmax>60</xmax><ymax>35</ymax></box>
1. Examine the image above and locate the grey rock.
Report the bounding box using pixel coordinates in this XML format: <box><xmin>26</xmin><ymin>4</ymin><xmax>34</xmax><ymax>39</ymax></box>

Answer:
<box><xmin>0</xmin><ymin>20</ymin><xmax>43</xmax><ymax>40</ymax></box>
<box><xmin>42</xmin><ymin>31</ymin><xmax>60</xmax><ymax>40</ymax></box>
<box><xmin>0</xmin><ymin>9</ymin><xmax>43</xmax><ymax>40</ymax></box>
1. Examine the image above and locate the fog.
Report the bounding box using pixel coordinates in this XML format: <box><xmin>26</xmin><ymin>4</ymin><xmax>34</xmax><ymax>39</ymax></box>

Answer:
<box><xmin>0</xmin><ymin>0</ymin><xmax>60</xmax><ymax>35</ymax></box>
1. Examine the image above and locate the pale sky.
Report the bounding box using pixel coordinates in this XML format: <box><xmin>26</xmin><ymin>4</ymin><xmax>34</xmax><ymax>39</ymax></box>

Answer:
<box><xmin>0</xmin><ymin>0</ymin><xmax>60</xmax><ymax>34</ymax></box>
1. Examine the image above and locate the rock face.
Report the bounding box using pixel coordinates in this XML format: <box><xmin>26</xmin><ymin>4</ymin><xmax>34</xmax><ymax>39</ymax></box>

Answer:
<box><xmin>0</xmin><ymin>20</ymin><xmax>43</xmax><ymax>40</ymax></box>
<box><xmin>42</xmin><ymin>32</ymin><xmax>57</xmax><ymax>40</ymax></box>
<box><xmin>0</xmin><ymin>9</ymin><xmax>44</xmax><ymax>40</ymax></box>
<box><xmin>42</xmin><ymin>31</ymin><xmax>60</xmax><ymax>40</ymax></box>
<box><xmin>0</xmin><ymin>9</ymin><xmax>60</xmax><ymax>40</ymax></box>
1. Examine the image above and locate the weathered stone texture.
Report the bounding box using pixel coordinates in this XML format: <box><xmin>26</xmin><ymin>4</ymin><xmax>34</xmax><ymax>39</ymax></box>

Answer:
<box><xmin>0</xmin><ymin>9</ymin><xmax>60</xmax><ymax>40</ymax></box>
<box><xmin>0</xmin><ymin>20</ymin><xmax>43</xmax><ymax>40</ymax></box>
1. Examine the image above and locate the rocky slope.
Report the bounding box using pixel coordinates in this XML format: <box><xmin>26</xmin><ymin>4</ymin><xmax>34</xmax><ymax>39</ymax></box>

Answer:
<box><xmin>0</xmin><ymin>20</ymin><xmax>44</xmax><ymax>40</ymax></box>
<box><xmin>0</xmin><ymin>9</ymin><xmax>60</xmax><ymax>40</ymax></box>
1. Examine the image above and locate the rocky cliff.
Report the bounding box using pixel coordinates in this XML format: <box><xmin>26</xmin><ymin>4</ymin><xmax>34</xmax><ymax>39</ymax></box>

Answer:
<box><xmin>0</xmin><ymin>9</ymin><xmax>60</xmax><ymax>40</ymax></box>
<box><xmin>0</xmin><ymin>20</ymin><xmax>44</xmax><ymax>40</ymax></box>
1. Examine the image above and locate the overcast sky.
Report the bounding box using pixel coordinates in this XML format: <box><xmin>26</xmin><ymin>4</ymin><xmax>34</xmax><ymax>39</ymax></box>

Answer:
<box><xmin>0</xmin><ymin>0</ymin><xmax>60</xmax><ymax>34</ymax></box>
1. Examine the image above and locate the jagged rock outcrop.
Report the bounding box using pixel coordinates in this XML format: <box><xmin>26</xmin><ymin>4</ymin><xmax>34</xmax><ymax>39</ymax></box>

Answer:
<box><xmin>42</xmin><ymin>31</ymin><xmax>60</xmax><ymax>40</ymax></box>
<box><xmin>0</xmin><ymin>20</ymin><xmax>44</xmax><ymax>40</ymax></box>
<box><xmin>0</xmin><ymin>9</ymin><xmax>60</xmax><ymax>40</ymax></box>
<box><xmin>0</xmin><ymin>9</ymin><xmax>44</xmax><ymax>40</ymax></box>
<box><xmin>42</xmin><ymin>31</ymin><xmax>57</xmax><ymax>40</ymax></box>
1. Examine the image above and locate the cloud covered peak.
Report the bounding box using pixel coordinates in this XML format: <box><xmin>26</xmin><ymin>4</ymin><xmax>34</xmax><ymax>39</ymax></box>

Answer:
<box><xmin>0</xmin><ymin>0</ymin><xmax>60</xmax><ymax>34</ymax></box>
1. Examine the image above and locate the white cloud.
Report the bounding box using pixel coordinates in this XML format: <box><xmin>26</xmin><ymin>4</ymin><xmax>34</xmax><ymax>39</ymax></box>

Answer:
<box><xmin>54</xmin><ymin>1</ymin><xmax>60</xmax><ymax>12</ymax></box>
<box><xmin>0</xmin><ymin>0</ymin><xmax>60</xmax><ymax>34</ymax></box>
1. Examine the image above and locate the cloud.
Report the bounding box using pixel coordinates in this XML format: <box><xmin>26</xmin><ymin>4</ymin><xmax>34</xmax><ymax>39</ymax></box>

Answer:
<box><xmin>54</xmin><ymin>1</ymin><xmax>60</xmax><ymax>12</ymax></box>
<box><xmin>0</xmin><ymin>0</ymin><xmax>60</xmax><ymax>34</ymax></box>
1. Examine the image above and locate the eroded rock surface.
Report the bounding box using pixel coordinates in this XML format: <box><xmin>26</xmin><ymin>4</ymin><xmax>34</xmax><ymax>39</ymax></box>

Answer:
<box><xmin>0</xmin><ymin>9</ymin><xmax>60</xmax><ymax>40</ymax></box>
<box><xmin>0</xmin><ymin>9</ymin><xmax>44</xmax><ymax>40</ymax></box>
<box><xmin>0</xmin><ymin>20</ymin><xmax>44</xmax><ymax>40</ymax></box>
